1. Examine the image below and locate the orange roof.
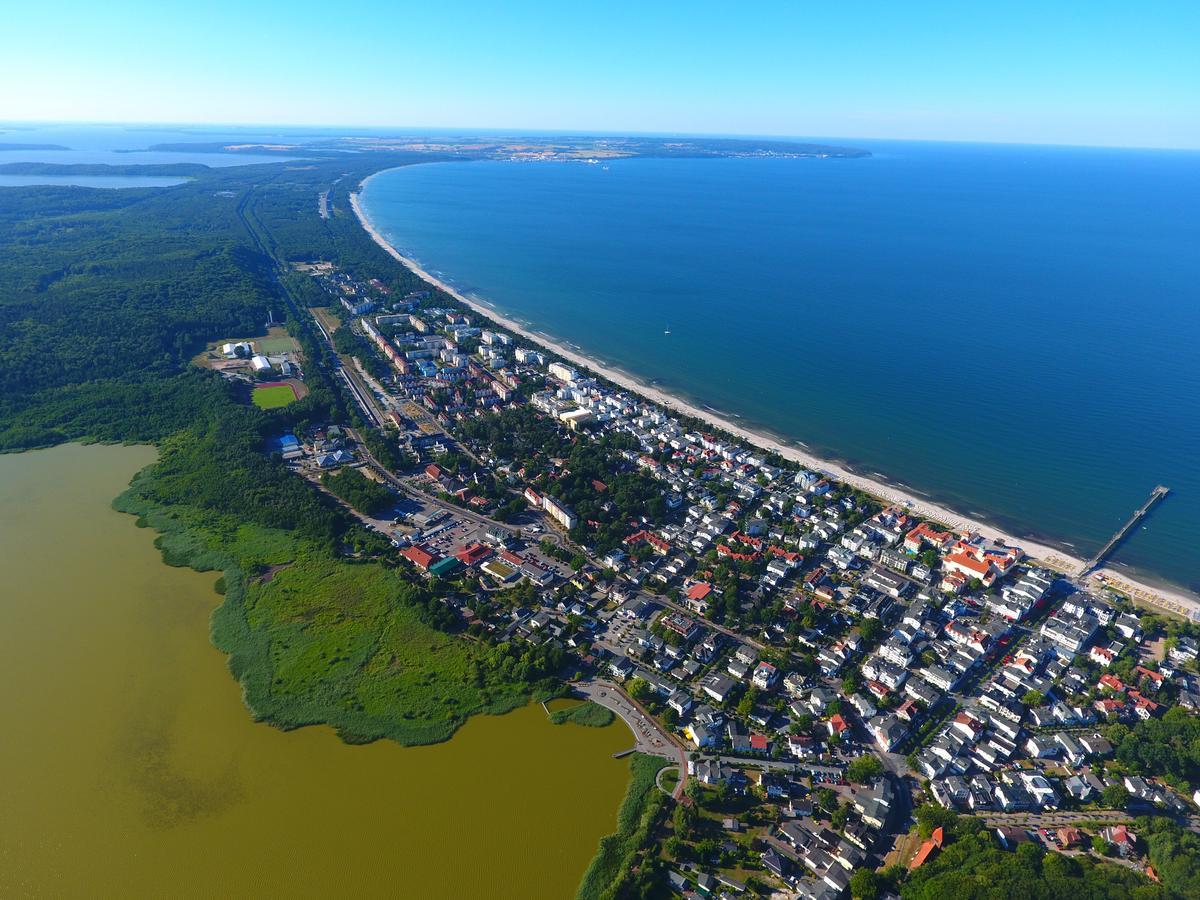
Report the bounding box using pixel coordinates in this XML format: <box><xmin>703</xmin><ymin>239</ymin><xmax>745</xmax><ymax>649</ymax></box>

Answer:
<box><xmin>906</xmin><ymin>522</ymin><xmax>951</xmax><ymax>546</ymax></box>
<box><xmin>400</xmin><ymin>545</ymin><xmax>437</xmax><ymax>570</ymax></box>
<box><xmin>454</xmin><ymin>543</ymin><xmax>493</xmax><ymax>566</ymax></box>
<box><xmin>945</xmin><ymin>551</ymin><xmax>992</xmax><ymax>576</ymax></box>
<box><xmin>910</xmin><ymin>840</ymin><xmax>938</xmax><ymax>869</ymax></box>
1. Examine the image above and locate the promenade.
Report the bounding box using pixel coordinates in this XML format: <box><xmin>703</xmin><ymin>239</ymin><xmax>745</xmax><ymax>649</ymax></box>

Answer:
<box><xmin>576</xmin><ymin>680</ymin><xmax>689</xmax><ymax>800</ymax></box>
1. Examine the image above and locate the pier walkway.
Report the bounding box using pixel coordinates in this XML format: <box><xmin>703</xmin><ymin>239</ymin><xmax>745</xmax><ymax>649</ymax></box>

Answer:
<box><xmin>1082</xmin><ymin>485</ymin><xmax>1169</xmax><ymax>576</ymax></box>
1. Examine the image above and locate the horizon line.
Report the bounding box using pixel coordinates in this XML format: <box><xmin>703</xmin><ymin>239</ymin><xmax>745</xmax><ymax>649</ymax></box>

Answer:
<box><xmin>3</xmin><ymin>117</ymin><xmax>1199</xmax><ymax>154</ymax></box>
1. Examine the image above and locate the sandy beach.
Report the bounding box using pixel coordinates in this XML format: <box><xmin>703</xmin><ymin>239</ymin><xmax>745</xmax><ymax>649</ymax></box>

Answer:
<box><xmin>350</xmin><ymin>177</ymin><xmax>1199</xmax><ymax>620</ymax></box>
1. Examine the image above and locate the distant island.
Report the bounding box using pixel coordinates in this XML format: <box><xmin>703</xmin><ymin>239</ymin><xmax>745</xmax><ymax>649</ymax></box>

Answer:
<box><xmin>147</xmin><ymin>133</ymin><xmax>871</xmax><ymax>161</ymax></box>
<box><xmin>0</xmin><ymin>142</ymin><xmax>69</xmax><ymax>151</ymax></box>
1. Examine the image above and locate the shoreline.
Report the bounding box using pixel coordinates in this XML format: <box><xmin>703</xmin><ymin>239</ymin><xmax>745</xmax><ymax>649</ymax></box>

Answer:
<box><xmin>350</xmin><ymin>176</ymin><xmax>1200</xmax><ymax>620</ymax></box>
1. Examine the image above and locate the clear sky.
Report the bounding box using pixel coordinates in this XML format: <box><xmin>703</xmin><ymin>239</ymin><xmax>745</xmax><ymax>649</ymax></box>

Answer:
<box><xmin>3</xmin><ymin>0</ymin><xmax>1198</xmax><ymax>148</ymax></box>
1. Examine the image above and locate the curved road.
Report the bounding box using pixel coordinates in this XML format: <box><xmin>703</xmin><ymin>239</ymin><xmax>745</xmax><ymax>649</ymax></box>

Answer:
<box><xmin>576</xmin><ymin>680</ymin><xmax>689</xmax><ymax>801</ymax></box>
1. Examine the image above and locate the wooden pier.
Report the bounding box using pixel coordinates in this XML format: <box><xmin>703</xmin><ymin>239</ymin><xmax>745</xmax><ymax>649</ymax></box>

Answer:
<box><xmin>1083</xmin><ymin>485</ymin><xmax>1169</xmax><ymax>576</ymax></box>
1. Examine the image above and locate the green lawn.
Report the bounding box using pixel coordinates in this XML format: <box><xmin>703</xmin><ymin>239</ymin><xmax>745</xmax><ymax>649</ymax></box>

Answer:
<box><xmin>257</xmin><ymin>335</ymin><xmax>298</xmax><ymax>354</ymax></box>
<box><xmin>659</xmin><ymin>768</ymin><xmax>680</xmax><ymax>793</ymax></box>
<box><xmin>251</xmin><ymin>384</ymin><xmax>295</xmax><ymax>409</ymax></box>
<box><xmin>549</xmin><ymin>700</ymin><xmax>615</xmax><ymax>728</ymax></box>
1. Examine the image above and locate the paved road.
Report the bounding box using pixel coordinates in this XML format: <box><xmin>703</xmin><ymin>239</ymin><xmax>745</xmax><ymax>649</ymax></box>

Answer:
<box><xmin>577</xmin><ymin>680</ymin><xmax>689</xmax><ymax>800</ymax></box>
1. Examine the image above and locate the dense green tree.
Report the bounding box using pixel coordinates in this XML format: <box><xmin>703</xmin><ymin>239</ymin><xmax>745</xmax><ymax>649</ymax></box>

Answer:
<box><xmin>850</xmin><ymin>867</ymin><xmax>879</xmax><ymax>900</ymax></box>
<box><xmin>846</xmin><ymin>754</ymin><xmax>884</xmax><ymax>784</ymax></box>
<box><xmin>1101</xmin><ymin>784</ymin><xmax>1131</xmax><ymax>810</ymax></box>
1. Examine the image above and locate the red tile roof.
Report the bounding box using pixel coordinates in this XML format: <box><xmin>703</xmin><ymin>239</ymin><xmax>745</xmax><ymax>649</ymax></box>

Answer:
<box><xmin>400</xmin><ymin>544</ymin><xmax>437</xmax><ymax>570</ymax></box>
<box><xmin>454</xmin><ymin>543</ymin><xmax>493</xmax><ymax>566</ymax></box>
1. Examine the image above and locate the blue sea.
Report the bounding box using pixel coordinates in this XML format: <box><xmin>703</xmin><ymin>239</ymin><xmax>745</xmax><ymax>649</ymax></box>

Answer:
<box><xmin>359</xmin><ymin>142</ymin><xmax>1200</xmax><ymax>591</ymax></box>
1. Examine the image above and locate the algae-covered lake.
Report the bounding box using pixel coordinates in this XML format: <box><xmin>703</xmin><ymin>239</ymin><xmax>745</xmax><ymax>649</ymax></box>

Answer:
<box><xmin>0</xmin><ymin>443</ymin><xmax>631</xmax><ymax>897</ymax></box>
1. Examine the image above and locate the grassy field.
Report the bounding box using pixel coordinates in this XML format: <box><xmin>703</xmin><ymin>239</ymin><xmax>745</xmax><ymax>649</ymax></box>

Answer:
<box><xmin>257</xmin><ymin>332</ymin><xmax>298</xmax><ymax>354</ymax></box>
<box><xmin>549</xmin><ymin>701</ymin><xmax>615</xmax><ymax>728</ymax></box>
<box><xmin>251</xmin><ymin>384</ymin><xmax>297</xmax><ymax>409</ymax></box>
<box><xmin>659</xmin><ymin>768</ymin><xmax>680</xmax><ymax>794</ymax></box>
<box><xmin>576</xmin><ymin>753</ymin><xmax>670</xmax><ymax>900</ymax></box>
<box><xmin>114</xmin><ymin>477</ymin><xmax>537</xmax><ymax>746</ymax></box>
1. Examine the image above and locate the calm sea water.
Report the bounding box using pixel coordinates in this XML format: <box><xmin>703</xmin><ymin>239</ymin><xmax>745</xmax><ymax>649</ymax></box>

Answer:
<box><xmin>361</xmin><ymin>143</ymin><xmax>1200</xmax><ymax>591</ymax></box>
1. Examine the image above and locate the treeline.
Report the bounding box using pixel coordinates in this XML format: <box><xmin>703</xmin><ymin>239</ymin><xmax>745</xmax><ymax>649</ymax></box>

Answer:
<box><xmin>0</xmin><ymin>172</ymin><xmax>271</xmax><ymax>404</ymax></box>
<box><xmin>320</xmin><ymin>467</ymin><xmax>394</xmax><ymax>517</ymax></box>
<box><xmin>902</xmin><ymin>834</ymin><xmax>1161</xmax><ymax>899</ymax></box>
<box><xmin>1143</xmin><ymin>817</ymin><xmax>1200</xmax><ymax>898</ymax></box>
<box><xmin>1107</xmin><ymin>707</ymin><xmax>1200</xmax><ymax>791</ymax></box>
<box><xmin>901</xmin><ymin>809</ymin><xmax>1161</xmax><ymax>899</ymax></box>
<box><xmin>132</xmin><ymin>395</ymin><xmax>352</xmax><ymax>543</ymax></box>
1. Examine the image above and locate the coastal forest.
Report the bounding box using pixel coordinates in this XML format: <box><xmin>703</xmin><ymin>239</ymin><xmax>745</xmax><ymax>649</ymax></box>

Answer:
<box><xmin>0</xmin><ymin>149</ymin><xmax>569</xmax><ymax>747</ymax></box>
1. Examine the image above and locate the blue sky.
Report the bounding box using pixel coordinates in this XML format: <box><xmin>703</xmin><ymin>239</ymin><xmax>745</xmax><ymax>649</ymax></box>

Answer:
<box><xmin>3</xmin><ymin>1</ymin><xmax>1198</xmax><ymax>148</ymax></box>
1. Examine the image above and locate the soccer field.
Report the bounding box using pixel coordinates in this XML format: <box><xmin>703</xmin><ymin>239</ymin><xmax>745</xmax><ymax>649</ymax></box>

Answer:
<box><xmin>251</xmin><ymin>384</ymin><xmax>296</xmax><ymax>409</ymax></box>
<box><xmin>257</xmin><ymin>335</ymin><xmax>298</xmax><ymax>354</ymax></box>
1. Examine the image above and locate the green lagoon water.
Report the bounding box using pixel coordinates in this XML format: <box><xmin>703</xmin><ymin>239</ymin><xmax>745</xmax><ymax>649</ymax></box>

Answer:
<box><xmin>0</xmin><ymin>444</ymin><xmax>630</xmax><ymax>897</ymax></box>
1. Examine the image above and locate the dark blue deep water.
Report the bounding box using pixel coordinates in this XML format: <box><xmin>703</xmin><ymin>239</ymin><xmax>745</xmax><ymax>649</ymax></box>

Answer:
<box><xmin>360</xmin><ymin>142</ymin><xmax>1200</xmax><ymax>591</ymax></box>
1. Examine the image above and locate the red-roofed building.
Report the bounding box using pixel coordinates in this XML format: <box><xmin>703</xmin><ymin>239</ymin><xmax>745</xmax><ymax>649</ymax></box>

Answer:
<box><xmin>624</xmin><ymin>529</ymin><xmax>671</xmax><ymax>555</ymax></box>
<box><xmin>953</xmin><ymin>711</ymin><xmax>985</xmax><ymax>740</ymax></box>
<box><xmin>1099</xmin><ymin>673</ymin><xmax>1126</xmax><ymax>693</ymax></box>
<box><xmin>454</xmin><ymin>543</ymin><xmax>493</xmax><ymax>567</ymax></box>
<box><xmin>749</xmin><ymin>733</ymin><xmax>770</xmax><ymax>754</ymax></box>
<box><xmin>896</xmin><ymin>698</ymin><xmax>920</xmax><ymax>722</ymax></box>
<box><xmin>905</xmin><ymin>522</ymin><xmax>952</xmax><ymax>554</ymax></box>
<box><xmin>1057</xmin><ymin>827</ymin><xmax>1083</xmax><ymax>847</ymax></box>
<box><xmin>717</xmin><ymin>544</ymin><xmax>760</xmax><ymax>562</ymax></box>
<box><xmin>1130</xmin><ymin>692</ymin><xmax>1163</xmax><ymax>719</ymax></box>
<box><xmin>827</xmin><ymin>714</ymin><xmax>849</xmax><ymax>737</ymax></box>
<box><xmin>1103</xmin><ymin>824</ymin><xmax>1137</xmax><ymax>857</ymax></box>
<box><xmin>1090</xmin><ymin>644</ymin><xmax>1118</xmax><ymax>667</ymax></box>
<box><xmin>685</xmin><ymin>582</ymin><xmax>714</xmax><ymax>614</ymax></box>
<box><xmin>943</xmin><ymin>549</ymin><xmax>996</xmax><ymax>586</ymax></box>
<box><xmin>1094</xmin><ymin>698</ymin><xmax>1125</xmax><ymax>718</ymax></box>
<box><xmin>399</xmin><ymin>544</ymin><xmax>438</xmax><ymax>571</ymax></box>
<box><xmin>768</xmin><ymin>546</ymin><xmax>803</xmax><ymax>564</ymax></box>
<box><xmin>1135</xmin><ymin>666</ymin><xmax>1166</xmax><ymax>688</ymax></box>
<box><xmin>910</xmin><ymin>826</ymin><xmax>944</xmax><ymax>870</ymax></box>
